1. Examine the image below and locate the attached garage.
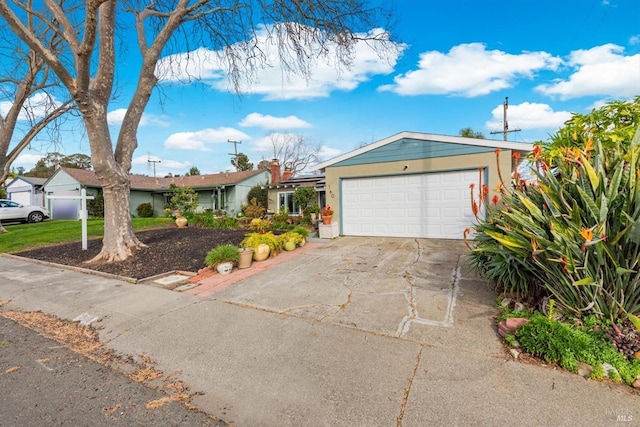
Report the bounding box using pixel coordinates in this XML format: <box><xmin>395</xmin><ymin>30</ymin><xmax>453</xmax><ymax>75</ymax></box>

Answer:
<box><xmin>342</xmin><ymin>169</ymin><xmax>479</xmax><ymax>239</ymax></box>
<box><xmin>314</xmin><ymin>132</ymin><xmax>533</xmax><ymax>240</ymax></box>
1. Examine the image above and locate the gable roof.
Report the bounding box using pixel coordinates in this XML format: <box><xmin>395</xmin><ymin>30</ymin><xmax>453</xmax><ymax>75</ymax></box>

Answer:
<box><xmin>7</xmin><ymin>176</ymin><xmax>48</xmax><ymax>188</ymax></box>
<box><xmin>51</xmin><ymin>167</ymin><xmax>269</xmax><ymax>191</ymax></box>
<box><xmin>313</xmin><ymin>131</ymin><xmax>534</xmax><ymax>170</ymax></box>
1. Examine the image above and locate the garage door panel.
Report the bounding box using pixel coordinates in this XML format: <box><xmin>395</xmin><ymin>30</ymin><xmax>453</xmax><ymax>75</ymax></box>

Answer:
<box><xmin>342</xmin><ymin>170</ymin><xmax>477</xmax><ymax>239</ymax></box>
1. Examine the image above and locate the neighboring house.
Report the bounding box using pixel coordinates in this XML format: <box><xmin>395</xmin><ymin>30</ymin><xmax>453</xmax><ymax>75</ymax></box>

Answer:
<box><xmin>313</xmin><ymin>131</ymin><xmax>533</xmax><ymax>240</ymax></box>
<box><xmin>6</xmin><ymin>176</ymin><xmax>47</xmax><ymax>207</ymax></box>
<box><xmin>42</xmin><ymin>167</ymin><xmax>270</xmax><ymax>219</ymax></box>
<box><xmin>267</xmin><ymin>159</ymin><xmax>325</xmax><ymax>214</ymax></box>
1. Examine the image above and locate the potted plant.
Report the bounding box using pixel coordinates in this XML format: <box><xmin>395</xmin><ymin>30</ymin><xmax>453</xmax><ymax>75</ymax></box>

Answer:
<box><xmin>307</xmin><ymin>204</ymin><xmax>320</xmax><ymax>223</ymax></box>
<box><xmin>277</xmin><ymin>231</ymin><xmax>304</xmax><ymax>251</ymax></box>
<box><xmin>291</xmin><ymin>226</ymin><xmax>310</xmax><ymax>246</ymax></box>
<box><xmin>205</xmin><ymin>244</ymin><xmax>240</xmax><ymax>275</ymax></box>
<box><xmin>238</xmin><ymin>246</ymin><xmax>254</xmax><ymax>269</ymax></box>
<box><xmin>241</xmin><ymin>232</ymin><xmax>278</xmax><ymax>261</ymax></box>
<box><xmin>320</xmin><ymin>204</ymin><xmax>334</xmax><ymax>224</ymax></box>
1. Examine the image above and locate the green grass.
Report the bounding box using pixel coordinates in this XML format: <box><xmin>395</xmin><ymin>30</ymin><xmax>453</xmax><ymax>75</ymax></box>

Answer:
<box><xmin>0</xmin><ymin>217</ymin><xmax>173</xmax><ymax>253</ymax></box>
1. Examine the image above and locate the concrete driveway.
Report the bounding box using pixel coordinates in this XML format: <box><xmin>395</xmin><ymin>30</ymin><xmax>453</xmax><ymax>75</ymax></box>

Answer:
<box><xmin>208</xmin><ymin>237</ymin><xmax>502</xmax><ymax>355</ymax></box>
<box><xmin>2</xmin><ymin>237</ymin><xmax>638</xmax><ymax>426</ymax></box>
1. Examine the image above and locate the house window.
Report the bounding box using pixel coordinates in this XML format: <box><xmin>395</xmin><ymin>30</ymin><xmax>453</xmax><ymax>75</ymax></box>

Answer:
<box><xmin>278</xmin><ymin>191</ymin><xmax>299</xmax><ymax>215</ymax></box>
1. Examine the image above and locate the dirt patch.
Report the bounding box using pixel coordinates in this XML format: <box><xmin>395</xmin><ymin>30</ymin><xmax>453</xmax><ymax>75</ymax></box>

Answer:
<box><xmin>15</xmin><ymin>226</ymin><xmax>247</xmax><ymax>280</ymax></box>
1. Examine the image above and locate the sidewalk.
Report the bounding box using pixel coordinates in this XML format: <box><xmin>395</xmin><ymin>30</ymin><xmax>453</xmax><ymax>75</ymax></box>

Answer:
<box><xmin>1</xmin><ymin>238</ymin><xmax>638</xmax><ymax>426</ymax></box>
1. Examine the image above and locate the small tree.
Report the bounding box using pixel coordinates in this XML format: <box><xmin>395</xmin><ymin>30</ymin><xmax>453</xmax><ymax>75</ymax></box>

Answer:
<box><xmin>459</xmin><ymin>127</ymin><xmax>485</xmax><ymax>139</ymax></box>
<box><xmin>167</xmin><ymin>184</ymin><xmax>199</xmax><ymax>215</ymax></box>
<box><xmin>187</xmin><ymin>166</ymin><xmax>200</xmax><ymax>176</ymax></box>
<box><xmin>292</xmin><ymin>187</ymin><xmax>316</xmax><ymax>214</ymax></box>
<box><xmin>232</xmin><ymin>153</ymin><xmax>253</xmax><ymax>171</ymax></box>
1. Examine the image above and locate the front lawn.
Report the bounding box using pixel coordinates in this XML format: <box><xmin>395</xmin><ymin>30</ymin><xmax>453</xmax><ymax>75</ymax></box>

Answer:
<box><xmin>0</xmin><ymin>218</ymin><xmax>173</xmax><ymax>253</ymax></box>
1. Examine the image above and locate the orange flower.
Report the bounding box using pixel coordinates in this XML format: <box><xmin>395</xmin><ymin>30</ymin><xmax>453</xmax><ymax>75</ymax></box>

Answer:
<box><xmin>463</xmin><ymin>228</ymin><xmax>472</xmax><ymax>250</ymax></box>
<box><xmin>580</xmin><ymin>227</ymin><xmax>593</xmax><ymax>242</ymax></box>
<box><xmin>512</xmin><ymin>151</ymin><xmax>521</xmax><ymax>161</ymax></box>
<box><xmin>584</xmin><ymin>137</ymin><xmax>593</xmax><ymax>153</ymax></box>
<box><xmin>472</xmin><ymin>200</ymin><xmax>479</xmax><ymax>217</ymax></box>
<box><xmin>469</xmin><ymin>183</ymin><xmax>475</xmax><ymax>189</ymax></box>
<box><xmin>492</xmin><ymin>195</ymin><xmax>499</xmax><ymax>205</ymax></box>
<box><xmin>532</xmin><ymin>145</ymin><xmax>542</xmax><ymax>159</ymax></box>
<box><xmin>580</xmin><ymin>227</ymin><xmax>594</xmax><ymax>253</ymax></box>
<box><xmin>494</xmin><ymin>148</ymin><xmax>501</xmax><ymax>155</ymax></box>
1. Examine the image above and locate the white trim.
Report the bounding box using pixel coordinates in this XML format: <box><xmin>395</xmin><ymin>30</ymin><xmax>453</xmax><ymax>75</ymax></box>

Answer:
<box><xmin>313</xmin><ymin>131</ymin><xmax>534</xmax><ymax>170</ymax></box>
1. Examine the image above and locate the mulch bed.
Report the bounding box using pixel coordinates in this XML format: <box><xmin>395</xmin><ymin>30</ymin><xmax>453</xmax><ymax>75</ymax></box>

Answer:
<box><xmin>15</xmin><ymin>226</ymin><xmax>247</xmax><ymax>280</ymax></box>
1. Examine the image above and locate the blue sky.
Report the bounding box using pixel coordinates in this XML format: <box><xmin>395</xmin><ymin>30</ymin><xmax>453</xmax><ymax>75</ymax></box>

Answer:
<box><xmin>10</xmin><ymin>0</ymin><xmax>640</xmax><ymax>176</ymax></box>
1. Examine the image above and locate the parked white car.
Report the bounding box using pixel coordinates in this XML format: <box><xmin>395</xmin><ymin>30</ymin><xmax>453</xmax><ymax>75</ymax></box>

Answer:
<box><xmin>0</xmin><ymin>199</ymin><xmax>50</xmax><ymax>223</ymax></box>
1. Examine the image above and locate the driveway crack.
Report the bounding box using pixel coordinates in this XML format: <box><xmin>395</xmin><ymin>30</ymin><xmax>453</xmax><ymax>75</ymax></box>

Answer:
<box><xmin>397</xmin><ymin>343</ymin><xmax>425</xmax><ymax>426</ymax></box>
<box><xmin>395</xmin><ymin>239</ymin><xmax>422</xmax><ymax>337</ymax></box>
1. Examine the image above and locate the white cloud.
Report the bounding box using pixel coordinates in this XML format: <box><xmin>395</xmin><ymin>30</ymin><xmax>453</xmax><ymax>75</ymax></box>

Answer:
<box><xmin>156</xmin><ymin>25</ymin><xmax>405</xmax><ymax>100</ymax></box>
<box><xmin>13</xmin><ymin>153</ymin><xmax>44</xmax><ymax>167</ymax></box>
<box><xmin>630</xmin><ymin>35</ymin><xmax>640</xmax><ymax>45</ymax></box>
<box><xmin>485</xmin><ymin>102</ymin><xmax>572</xmax><ymax>131</ymax></box>
<box><xmin>163</xmin><ymin>127</ymin><xmax>252</xmax><ymax>151</ymax></box>
<box><xmin>317</xmin><ymin>145</ymin><xmax>342</xmax><ymax>161</ymax></box>
<box><xmin>378</xmin><ymin>43</ymin><xmax>561</xmax><ymax>97</ymax></box>
<box><xmin>107</xmin><ymin>108</ymin><xmax>170</xmax><ymax>127</ymax></box>
<box><xmin>535</xmin><ymin>44</ymin><xmax>640</xmax><ymax>99</ymax></box>
<box><xmin>239</xmin><ymin>113</ymin><xmax>311</xmax><ymax>129</ymax></box>
<box><xmin>0</xmin><ymin>92</ymin><xmax>65</xmax><ymax>121</ymax></box>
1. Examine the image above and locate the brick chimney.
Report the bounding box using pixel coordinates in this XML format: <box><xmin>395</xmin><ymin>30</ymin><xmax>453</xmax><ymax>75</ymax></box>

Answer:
<box><xmin>270</xmin><ymin>159</ymin><xmax>281</xmax><ymax>184</ymax></box>
<box><xmin>282</xmin><ymin>166</ymin><xmax>292</xmax><ymax>182</ymax></box>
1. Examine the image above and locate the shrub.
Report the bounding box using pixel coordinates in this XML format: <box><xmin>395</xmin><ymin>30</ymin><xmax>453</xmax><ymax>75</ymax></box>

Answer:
<box><xmin>243</xmin><ymin>197</ymin><xmax>266</xmax><ymax>218</ymax></box>
<box><xmin>248</xmin><ymin>218</ymin><xmax>272</xmax><ymax>234</ymax></box>
<box><xmin>189</xmin><ymin>212</ymin><xmax>240</xmax><ymax>229</ymax></box>
<box><xmin>136</xmin><ymin>202</ymin><xmax>154</xmax><ymax>218</ymax></box>
<box><xmin>247</xmin><ymin>184</ymin><xmax>267</xmax><ymax>209</ymax></box>
<box><xmin>470</xmin><ymin>98</ymin><xmax>640</xmax><ymax>325</ymax></box>
<box><xmin>205</xmin><ymin>244</ymin><xmax>240</xmax><ymax>267</ymax></box>
<box><xmin>291</xmin><ymin>226</ymin><xmax>309</xmax><ymax>239</ymax></box>
<box><xmin>87</xmin><ymin>192</ymin><xmax>104</xmax><ymax>217</ymax></box>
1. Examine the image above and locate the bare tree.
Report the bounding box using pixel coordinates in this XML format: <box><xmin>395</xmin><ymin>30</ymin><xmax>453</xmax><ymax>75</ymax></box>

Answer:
<box><xmin>268</xmin><ymin>132</ymin><xmax>320</xmax><ymax>176</ymax></box>
<box><xmin>0</xmin><ymin>0</ymin><xmax>396</xmax><ymax>262</ymax></box>
<box><xmin>0</xmin><ymin>12</ymin><xmax>74</xmax><ymax>233</ymax></box>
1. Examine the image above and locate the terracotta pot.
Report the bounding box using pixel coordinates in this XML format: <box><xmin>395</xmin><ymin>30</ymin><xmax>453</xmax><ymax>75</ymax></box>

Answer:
<box><xmin>216</xmin><ymin>262</ymin><xmax>233</xmax><ymax>275</ymax></box>
<box><xmin>175</xmin><ymin>217</ymin><xmax>188</xmax><ymax>228</ymax></box>
<box><xmin>253</xmin><ymin>243</ymin><xmax>270</xmax><ymax>261</ymax></box>
<box><xmin>238</xmin><ymin>248</ymin><xmax>254</xmax><ymax>269</ymax></box>
<box><xmin>322</xmin><ymin>215</ymin><xmax>332</xmax><ymax>225</ymax></box>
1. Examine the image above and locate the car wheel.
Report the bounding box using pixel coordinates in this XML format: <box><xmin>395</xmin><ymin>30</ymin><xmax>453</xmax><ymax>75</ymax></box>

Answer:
<box><xmin>28</xmin><ymin>212</ymin><xmax>44</xmax><ymax>223</ymax></box>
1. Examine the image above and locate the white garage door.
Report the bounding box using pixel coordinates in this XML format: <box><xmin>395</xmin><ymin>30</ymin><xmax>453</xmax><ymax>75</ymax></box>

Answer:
<box><xmin>10</xmin><ymin>191</ymin><xmax>31</xmax><ymax>206</ymax></box>
<box><xmin>342</xmin><ymin>170</ymin><xmax>481</xmax><ymax>239</ymax></box>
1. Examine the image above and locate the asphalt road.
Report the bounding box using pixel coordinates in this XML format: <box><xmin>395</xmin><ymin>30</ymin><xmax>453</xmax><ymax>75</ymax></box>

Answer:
<box><xmin>0</xmin><ymin>316</ymin><xmax>224</xmax><ymax>427</ymax></box>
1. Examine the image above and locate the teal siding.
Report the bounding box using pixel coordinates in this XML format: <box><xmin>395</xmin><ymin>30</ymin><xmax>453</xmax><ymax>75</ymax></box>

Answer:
<box><xmin>334</xmin><ymin>138</ymin><xmax>494</xmax><ymax>167</ymax></box>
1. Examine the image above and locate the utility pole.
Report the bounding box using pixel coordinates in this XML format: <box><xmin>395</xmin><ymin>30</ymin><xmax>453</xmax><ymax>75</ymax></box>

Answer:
<box><xmin>147</xmin><ymin>158</ymin><xmax>161</xmax><ymax>178</ymax></box>
<box><xmin>228</xmin><ymin>139</ymin><xmax>242</xmax><ymax>170</ymax></box>
<box><xmin>490</xmin><ymin>97</ymin><xmax>521</xmax><ymax>141</ymax></box>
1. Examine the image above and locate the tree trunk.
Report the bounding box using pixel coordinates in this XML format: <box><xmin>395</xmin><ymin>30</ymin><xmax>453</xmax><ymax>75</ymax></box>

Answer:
<box><xmin>88</xmin><ymin>176</ymin><xmax>146</xmax><ymax>263</ymax></box>
<box><xmin>83</xmin><ymin>107</ymin><xmax>145</xmax><ymax>263</ymax></box>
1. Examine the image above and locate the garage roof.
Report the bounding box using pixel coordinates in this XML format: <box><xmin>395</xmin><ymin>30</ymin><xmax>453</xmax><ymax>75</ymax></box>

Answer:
<box><xmin>313</xmin><ymin>131</ymin><xmax>534</xmax><ymax>170</ymax></box>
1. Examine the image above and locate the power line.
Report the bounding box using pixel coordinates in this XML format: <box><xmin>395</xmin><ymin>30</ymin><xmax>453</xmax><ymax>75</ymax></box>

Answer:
<box><xmin>228</xmin><ymin>139</ymin><xmax>242</xmax><ymax>170</ymax></box>
<box><xmin>147</xmin><ymin>158</ymin><xmax>161</xmax><ymax>178</ymax></box>
<box><xmin>490</xmin><ymin>97</ymin><xmax>521</xmax><ymax>141</ymax></box>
